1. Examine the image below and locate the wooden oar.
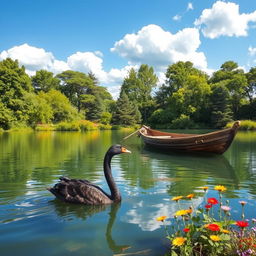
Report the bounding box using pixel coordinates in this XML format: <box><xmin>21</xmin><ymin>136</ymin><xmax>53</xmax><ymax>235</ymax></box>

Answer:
<box><xmin>122</xmin><ymin>128</ymin><xmax>141</xmax><ymax>141</ymax></box>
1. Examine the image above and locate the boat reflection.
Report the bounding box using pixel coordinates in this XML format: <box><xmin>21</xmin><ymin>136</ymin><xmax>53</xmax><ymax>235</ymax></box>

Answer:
<box><xmin>50</xmin><ymin>201</ymin><xmax>130</xmax><ymax>254</ymax></box>
<box><xmin>141</xmin><ymin>146</ymin><xmax>238</xmax><ymax>180</ymax></box>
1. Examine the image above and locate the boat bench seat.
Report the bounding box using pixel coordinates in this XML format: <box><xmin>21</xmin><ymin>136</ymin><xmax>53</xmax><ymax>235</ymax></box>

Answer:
<box><xmin>147</xmin><ymin>135</ymin><xmax>172</xmax><ymax>139</ymax></box>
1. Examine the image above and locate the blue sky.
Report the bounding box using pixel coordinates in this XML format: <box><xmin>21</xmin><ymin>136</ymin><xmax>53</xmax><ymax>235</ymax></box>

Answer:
<box><xmin>1</xmin><ymin>0</ymin><xmax>256</xmax><ymax>97</ymax></box>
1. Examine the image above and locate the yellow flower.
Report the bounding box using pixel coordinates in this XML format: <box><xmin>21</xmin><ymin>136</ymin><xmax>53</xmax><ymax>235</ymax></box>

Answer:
<box><xmin>214</xmin><ymin>185</ymin><xmax>227</xmax><ymax>192</ymax></box>
<box><xmin>172</xmin><ymin>237</ymin><xmax>186</xmax><ymax>246</ymax></box>
<box><xmin>221</xmin><ymin>229</ymin><xmax>230</xmax><ymax>234</ymax></box>
<box><xmin>175</xmin><ymin>209</ymin><xmax>192</xmax><ymax>216</ymax></box>
<box><xmin>171</xmin><ymin>196</ymin><xmax>183</xmax><ymax>202</ymax></box>
<box><xmin>210</xmin><ymin>235</ymin><xmax>221</xmax><ymax>242</ymax></box>
<box><xmin>186</xmin><ymin>194</ymin><xmax>195</xmax><ymax>199</ymax></box>
<box><xmin>156</xmin><ymin>216</ymin><xmax>167</xmax><ymax>222</ymax></box>
<box><xmin>200</xmin><ymin>186</ymin><xmax>209</xmax><ymax>191</ymax></box>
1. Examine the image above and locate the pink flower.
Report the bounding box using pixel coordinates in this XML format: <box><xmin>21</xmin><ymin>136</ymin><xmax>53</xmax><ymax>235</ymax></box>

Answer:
<box><xmin>221</xmin><ymin>205</ymin><xmax>231</xmax><ymax>212</ymax></box>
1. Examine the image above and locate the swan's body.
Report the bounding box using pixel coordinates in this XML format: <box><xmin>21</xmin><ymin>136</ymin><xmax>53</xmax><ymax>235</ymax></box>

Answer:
<box><xmin>47</xmin><ymin>145</ymin><xmax>131</xmax><ymax>205</ymax></box>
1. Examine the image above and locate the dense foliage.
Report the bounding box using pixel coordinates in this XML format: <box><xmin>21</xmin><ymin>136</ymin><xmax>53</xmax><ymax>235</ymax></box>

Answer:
<box><xmin>0</xmin><ymin>58</ymin><xmax>255</xmax><ymax>130</ymax></box>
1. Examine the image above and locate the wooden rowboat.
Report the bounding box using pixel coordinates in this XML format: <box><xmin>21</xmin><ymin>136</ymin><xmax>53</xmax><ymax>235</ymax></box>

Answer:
<box><xmin>138</xmin><ymin>121</ymin><xmax>240</xmax><ymax>154</ymax></box>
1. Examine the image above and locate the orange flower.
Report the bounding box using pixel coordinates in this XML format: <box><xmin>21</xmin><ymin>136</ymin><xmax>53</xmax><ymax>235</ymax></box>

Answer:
<box><xmin>171</xmin><ymin>196</ymin><xmax>183</xmax><ymax>202</ymax></box>
<box><xmin>221</xmin><ymin>229</ymin><xmax>230</xmax><ymax>234</ymax></box>
<box><xmin>156</xmin><ymin>216</ymin><xmax>167</xmax><ymax>222</ymax></box>
<box><xmin>186</xmin><ymin>194</ymin><xmax>195</xmax><ymax>199</ymax></box>
<box><xmin>200</xmin><ymin>186</ymin><xmax>209</xmax><ymax>191</ymax></box>
<box><xmin>186</xmin><ymin>209</ymin><xmax>193</xmax><ymax>214</ymax></box>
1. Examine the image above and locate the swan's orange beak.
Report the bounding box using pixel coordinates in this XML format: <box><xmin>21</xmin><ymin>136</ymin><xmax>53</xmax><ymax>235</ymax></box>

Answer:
<box><xmin>121</xmin><ymin>147</ymin><xmax>131</xmax><ymax>153</ymax></box>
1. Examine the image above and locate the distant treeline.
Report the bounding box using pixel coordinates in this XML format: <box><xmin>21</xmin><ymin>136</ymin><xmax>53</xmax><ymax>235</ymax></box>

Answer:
<box><xmin>0</xmin><ymin>58</ymin><xmax>255</xmax><ymax>130</ymax></box>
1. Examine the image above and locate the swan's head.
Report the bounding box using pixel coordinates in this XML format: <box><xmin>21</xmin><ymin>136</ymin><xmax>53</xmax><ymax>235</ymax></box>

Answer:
<box><xmin>108</xmin><ymin>144</ymin><xmax>131</xmax><ymax>156</ymax></box>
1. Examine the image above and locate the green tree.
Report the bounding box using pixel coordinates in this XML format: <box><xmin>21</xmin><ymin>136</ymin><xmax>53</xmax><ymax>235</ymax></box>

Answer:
<box><xmin>100</xmin><ymin>112</ymin><xmax>112</xmax><ymax>125</ymax></box>
<box><xmin>246</xmin><ymin>67</ymin><xmax>256</xmax><ymax>103</ymax></box>
<box><xmin>31</xmin><ymin>70</ymin><xmax>60</xmax><ymax>92</ymax></box>
<box><xmin>0</xmin><ymin>58</ymin><xmax>33</xmax><ymax>128</ymax></box>
<box><xmin>0</xmin><ymin>101</ymin><xmax>14</xmax><ymax>129</ymax></box>
<box><xmin>152</xmin><ymin>62</ymin><xmax>210</xmax><ymax>127</ymax></box>
<box><xmin>23</xmin><ymin>92</ymin><xmax>53</xmax><ymax>126</ymax></box>
<box><xmin>210</xmin><ymin>84</ymin><xmax>233</xmax><ymax>128</ymax></box>
<box><xmin>40</xmin><ymin>90</ymin><xmax>81</xmax><ymax>123</ymax></box>
<box><xmin>120</xmin><ymin>64</ymin><xmax>158</xmax><ymax>123</ymax></box>
<box><xmin>86</xmin><ymin>95</ymin><xmax>104</xmax><ymax>121</ymax></box>
<box><xmin>156</xmin><ymin>61</ymin><xmax>206</xmax><ymax>107</ymax></box>
<box><xmin>57</xmin><ymin>70</ymin><xmax>94</xmax><ymax>112</ymax></box>
<box><xmin>210</xmin><ymin>61</ymin><xmax>247</xmax><ymax>119</ymax></box>
<box><xmin>112</xmin><ymin>92</ymin><xmax>140</xmax><ymax>126</ymax></box>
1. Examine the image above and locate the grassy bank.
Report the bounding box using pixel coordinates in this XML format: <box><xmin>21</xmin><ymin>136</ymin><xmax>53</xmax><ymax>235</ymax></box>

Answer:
<box><xmin>226</xmin><ymin>120</ymin><xmax>256</xmax><ymax>130</ymax></box>
<box><xmin>34</xmin><ymin>120</ymin><xmax>137</xmax><ymax>132</ymax></box>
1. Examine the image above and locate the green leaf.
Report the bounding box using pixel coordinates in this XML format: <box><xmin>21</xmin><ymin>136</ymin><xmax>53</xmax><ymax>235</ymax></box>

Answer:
<box><xmin>200</xmin><ymin>235</ymin><xmax>208</xmax><ymax>240</ymax></box>
<box><xmin>171</xmin><ymin>250</ymin><xmax>179</xmax><ymax>256</ymax></box>
<box><xmin>219</xmin><ymin>234</ymin><xmax>230</xmax><ymax>241</ymax></box>
<box><xmin>192</xmin><ymin>216</ymin><xmax>201</xmax><ymax>222</ymax></box>
<box><xmin>208</xmin><ymin>240</ymin><xmax>214</xmax><ymax>246</ymax></box>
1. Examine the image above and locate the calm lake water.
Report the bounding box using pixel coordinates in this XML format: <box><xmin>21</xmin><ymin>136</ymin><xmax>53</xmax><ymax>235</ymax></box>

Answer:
<box><xmin>0</xmin><ymin>130</ymin><xmax>256</xmax><ymax>256</ymax></box>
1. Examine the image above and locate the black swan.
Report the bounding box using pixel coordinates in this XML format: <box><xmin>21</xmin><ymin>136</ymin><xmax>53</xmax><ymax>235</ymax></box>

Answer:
<box><xmin>47</xmin><ymin>144</ymin><xmax>131</xmax><ymax>205</ymax></box>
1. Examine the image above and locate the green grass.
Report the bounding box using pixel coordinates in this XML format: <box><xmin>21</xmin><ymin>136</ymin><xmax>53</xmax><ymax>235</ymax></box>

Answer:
<box><xmin>226</xmin><ymin>120</ymin><xmax>256</xmax><ymax>130</ymax></box>
<box><xmin>3</xmin><ymin>120</ymin><xmax>140</xmax><ymax>132</ymax></box>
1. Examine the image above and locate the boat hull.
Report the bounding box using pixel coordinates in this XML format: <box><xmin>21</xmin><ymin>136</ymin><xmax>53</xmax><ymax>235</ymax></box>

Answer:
<box><xmin>138</xmin><ymin>122</ymin><xmax>240</xmax><ymax>154</ymax></box>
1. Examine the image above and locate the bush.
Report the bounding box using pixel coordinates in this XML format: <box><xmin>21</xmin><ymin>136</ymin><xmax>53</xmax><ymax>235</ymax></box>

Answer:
<box><xmin>98</xmin><ymin>123</ymin><xmax>112</xmax><ymax>130</ymax></box>
<box><xmin>170</xmin><ymin>114</ymin><xmax>195</xmax><ymax>129</ymax></box>
<box><xmin>35</xmin><ymin>124</ymin><xmax>55</xmax><ymax>131</ymax></box>
<box><xmin>78</xmin><ymin>120</ymin><xmax>97</xmax><ymax>131</ymax></box>
<box><xmin>55</xmin><ymin>121</ymin><xmax>80</xmax><ymax>131</ymax></box>
<box><xmin>100</xmin><ymin>112</ymin><xmax>112</xmax><ymax>125</ymax></box>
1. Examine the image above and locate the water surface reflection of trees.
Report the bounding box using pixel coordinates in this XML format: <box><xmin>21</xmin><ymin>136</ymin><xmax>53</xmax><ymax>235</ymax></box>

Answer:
<box><xmin>1</xmin><ymin>130</ymin><xmax>256</xmax><ymax>202</ymax></box>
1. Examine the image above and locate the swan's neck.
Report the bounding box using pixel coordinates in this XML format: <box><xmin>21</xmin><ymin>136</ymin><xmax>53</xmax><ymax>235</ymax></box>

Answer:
<box><xmin>103</xmin><ymin>153</ymin><xmax>121</xmax><ymax>202</ymax></box>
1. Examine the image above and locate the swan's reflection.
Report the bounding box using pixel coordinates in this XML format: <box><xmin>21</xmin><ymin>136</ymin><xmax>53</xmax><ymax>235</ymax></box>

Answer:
<box><xmin>50</xmin><ymin>200</ymin><xmax>130</xmax><ymax>254</ymax></box>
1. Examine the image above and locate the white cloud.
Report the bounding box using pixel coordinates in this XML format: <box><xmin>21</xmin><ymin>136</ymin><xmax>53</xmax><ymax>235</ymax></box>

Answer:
<box><xmin>111</xmin><ymin>24</ymin><xmax>207</xmax><ymax>72</ymax></box>
<box><xmin>187</xmin><ymin>2</ymin><xmax>193</xmax><ymax>11</ymax></box>
<box><xmin>0</xmin><ymin>43</ymin><xmax>133</xmax><ymax>99</ymax></box>
<box><xmin>249</xmin><ymin>46</ymin><xmax>256</xmax><ymax>56</ymax></box>
<box><xmin>67</xmin><ymin>51</ymin><xmax>108</xmax><ymax>82</ymax></box>
<box><xmin>0</xmin><ymin>44</ymin><xmax>55</xmax><ymax>75</ymax></box>
<box><xmin>194</xmin><ymin>1</ymin><xmax>256</xmax><ymax>39</ymax></box>
<box><xmin>51</xmin><ymin>60</ymin><xmax>70</xmax><ymax>74</ymax></box>
<box><xmin>173</xmin><ymin>14</ymin><xmax>181</xmax><ymax>21</ymax></box>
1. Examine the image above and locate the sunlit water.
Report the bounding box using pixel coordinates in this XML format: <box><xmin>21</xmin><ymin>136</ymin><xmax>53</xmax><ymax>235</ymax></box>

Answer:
<box><xmin>0</xmin><ymin>130</ymin><xmax>256</xmax><ymax>255</ymax></box>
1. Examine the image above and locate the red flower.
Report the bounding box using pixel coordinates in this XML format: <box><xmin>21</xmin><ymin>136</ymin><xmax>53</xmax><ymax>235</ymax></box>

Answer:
<box><xmin>205</xmin><ymin>223</ymin><xmax>220</xmax><ymax>231</ymax></box>
<box><xmin>183</xmin><ymin>228</ymin><xmax>190</xmax><ymax>233</ymax></box>
<box><xmin>207</xmin><ymin>198</ymin><xmax>219</xmax><ymax>205</ymax></box>
<box><xmin>205</xmin><ymin>204</ymin><xmax>213</xmax><ymax>209</ymax></box>
<box><xmin>236</xmin><ymin>221</ymin><xmax>249</xmax><ymax>228</ymax></box>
